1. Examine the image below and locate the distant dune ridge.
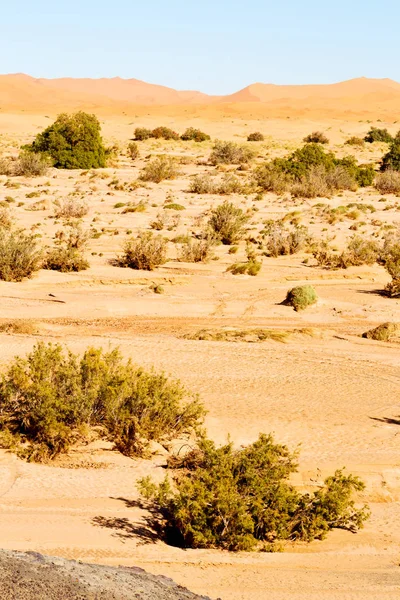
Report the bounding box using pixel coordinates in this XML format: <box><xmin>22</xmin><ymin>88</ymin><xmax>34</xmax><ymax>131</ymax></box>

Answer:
<box><xmin>1</xmin><ymin>73</ymin><xmax>400</xmax><ymax>118</ymax></box>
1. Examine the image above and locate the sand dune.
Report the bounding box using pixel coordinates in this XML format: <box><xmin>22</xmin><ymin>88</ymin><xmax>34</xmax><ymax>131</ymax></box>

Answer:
<box><xmin>2</xmin><ymin>74</ymin><xmax>400</xmax><ymax>119</ymax></box>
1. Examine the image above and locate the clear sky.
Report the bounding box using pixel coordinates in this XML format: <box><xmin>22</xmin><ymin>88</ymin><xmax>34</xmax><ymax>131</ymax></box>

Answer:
<box><xmin>2</xmin><ymin>0</ymin><xmax>398</xmax><ymax>94</ymax></box>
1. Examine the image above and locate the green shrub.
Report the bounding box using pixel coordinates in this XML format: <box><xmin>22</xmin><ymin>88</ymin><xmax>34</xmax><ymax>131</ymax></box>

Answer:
<box><xmin>375</xmin><ymin>170</ymin><xmax>400</xmax><ymax>193</ymax></box>
<box><xmin>127</xmin><ymin>142</ymin><xmax>140</xmax><ymax>160</ymax></box>
<box><xmin>210</xmin><ymin>141</ymin><xmax>255</xmax><ymax>165</ymax></box>
<box><xmin>253</xmin><ymin>164</ymin><xmax>290</xmax><ymax>194</ymax></box>
<box><xmin>0</xmin><ymin>228</ymin><xmax>43</xmax><ymax>281</ymax></box>
<box><xmin>140</xmin><ymin>156</ymin><xmax>180</xmax><ymax>183</ymax></box>
<box><xmin>208</xmin><ymin>200</ymin><xmax>248</xmax><ymax>245</ymax></box>
<box><xmin>303</xmin><ymin>131</ymin><xmax>329</xmax><ymax>144</ymax></box>
<box><xmin>118</xmin><ymin>231</ymin><xmax>167</xmax><ymax>270</ymax></box>
<box><xmin>227</xmin><ymin>245</ymin><xmax>261</xmax><ymax>276</ymax></box>
<box><xmin>25</xmin><ymin>112</ymin><xmax>107</xmax><ymax>169</ymax></box>
<box><xmin>164</xmin><ymin>203</ymin><xmax>185</xmax><ymax>210</ymax></box>
<box><xmin>0</xmin><ymin>343</ymin><xmax>204</xmax><ymax>461</ymax></box>
<box><xmin>134</xmin><ymin>127</ymin><xmax>153</xmax><ymax>141</ymax></box>
<box><xmin>139</xmin><ymin>434</ymin><xmax>368</xmax><ymax>551</ymax></box>
<box><xmin>0</xmin><ymin>207</ymin><xmax>14</xmax><ymax>230</ymax></box>
<box><xmin>247</xmin><ymin>132</ymin><xmax>264</xmax><ymax>142</ymax></box>
<box><xmin>284</xmin><ymin>285</ymin><xmax>317</xmax><ymax>311</ymax></box>
<box><xmin>181</xmin><ymin>128</ymin><xmax>210</xmax><ymax>142</ymax></box>
<box><xmin>355</xmin><ymin>164</ymin><xmax>375</xmax><ymax>187</ymax></box>
<box><xmin>364</xmin><ymin>127</ymin><xmax>393</xmax><ymax>143</ymax></box>
<box><xmin>381</xmin><ymin>141</ymin><xmax>400</xmax><ymax>172</ymax></box>
<box><xmin>152</xmin><ymin>127</ymin><xmax>180</xmax><ymax>141</ymax></box>
<box><xmin>345</xmin><ymin>136</ymin><xmax>365</xmax><ymax>147</ymax></box>
<box><xmin>362</xmin><ymin>322</ymin><xmax>400</xmax><ymax>341</ymax></box>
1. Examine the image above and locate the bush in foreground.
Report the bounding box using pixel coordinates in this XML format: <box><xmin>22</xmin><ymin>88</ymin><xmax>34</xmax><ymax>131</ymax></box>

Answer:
<box><xmin>118</xmin><ymin>231</ymin><xmax>167</xmax><ymax>270</ymax></box>
<box><xmin>284</xmin><ymin>285</ymin><xmax>317</xmax><ymax>311</ymax></box>
<box><xmin>139</xmin><ymin>434</ymin><xmax>369</xmax><ymax>551</ymax></box>
<box><xmin>0</xmin><ymin>343</ymin><xmax>204</xmax><ymax>461</ymax></box>
<box><xmin>0</xmin><ymin>228</ymin><xmax>43</xmax><ymax>281</ymax></box>
<box><xmin>25</xmin><ymin>112</ymin><xmax>107</xmax><ymax>169</ymax></box>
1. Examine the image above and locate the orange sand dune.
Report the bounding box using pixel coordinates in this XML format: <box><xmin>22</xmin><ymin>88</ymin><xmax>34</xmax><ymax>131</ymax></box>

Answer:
<box><xmin>1</xmin><ymin>73</ymin><xmax>400</xmax><ymax>120</ymax></box>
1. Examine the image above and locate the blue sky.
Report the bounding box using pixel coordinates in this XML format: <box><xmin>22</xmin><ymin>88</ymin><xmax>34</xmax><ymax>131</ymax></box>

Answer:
<box><xmin>2</xmin><ymin>0</ymin><xmax>398</xmax><ymax>94</ymax></box>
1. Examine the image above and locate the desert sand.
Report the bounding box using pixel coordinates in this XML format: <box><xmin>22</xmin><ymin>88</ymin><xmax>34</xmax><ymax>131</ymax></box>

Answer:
<box><xmin>0</xmin><ymin>87</ymin><xmax>399</xmax><ymax>599</ymax></box>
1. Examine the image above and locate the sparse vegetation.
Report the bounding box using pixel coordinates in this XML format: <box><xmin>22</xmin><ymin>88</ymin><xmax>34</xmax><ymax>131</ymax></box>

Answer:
<box><xmin>375</xmin><ymin>170</ymin><xmax>400</xmax><ymax>194</ymax></box>
<box><xmin>54</xmin><ymin>198</ymin><xmax>89</xmax><ymax>219</ymax></box>
<box><xmin>0</xmin><ymin>152</ymin><xmax>50</xmax><ymax>177</ymax></box>
<box><xmin>0</xmin><ymin>228</ymin><xmax>43</xmax><ymax>281</ymax></box>
<box><xmin>208</xmin><ymin>200</ymin><xmax>249</xmax><ymax>244</ymax></box>
<box><xmin>181</xmin><ymin>128</ymin><xmax>210</xmax><ymax>142</ymax></box>
<box><xmin>127</xmin><ymin>142</ymin><xmax>140</xmax><ymax>161</ymax></box>
<box><xmin>284</xmin><ymin>285</ymin><xmax>317</xmax><ymax>311</ymax></box>
<box><xmin>118</xmin><ymin>231</ymin><xmax>167</xmax><ymax>271</ymax></box>
<box><xmin>178</xmin><ymin>236</ymin><xmax>214</xmax><ymax>263</ymax></box>
<box><xmin>210</xmin><ymin>141</ymin><xmax>255</xmax><ymax>165</ymax></box>
<box><xmin>44</xmin><ymin>222</ymin><xmax>90</xmax><ymax>272</ymax></box>
<box><xmin>261</xmin><ymin>222</ymin><xmax>309</xmax><ymax>257</ymax></box>
<box><xmin>345</xmin><ymin>136</ymin><xmax>365</xmax><ymax>147</ymax></box>
<box><xmin>140</xmin><ymin>156</ymin><xmax>180</xmax><ymax>183</ymax></box>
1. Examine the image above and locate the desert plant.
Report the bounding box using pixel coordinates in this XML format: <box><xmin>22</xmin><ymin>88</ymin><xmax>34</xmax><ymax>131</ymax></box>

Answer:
<box><xmin>345</xmin><ymin>136</ymin><xmax>365</xmax><ymax>147</ymax></box>
<box><xmin>178</xmin><ymin>236</ymin><xmax>214</xmax><ymax>263</ymax></box>
<box><xmin>127</xmin><ymin>142</ymin><xmax>140</xmax><ymax>161</ymax></box>
<box><xmin>254</xmin><ymin>164</ymin><xmax>290</xmax><ymax>194</ymax></box>
<box><xmin>25</xmin><ymin>112</ymin><xmax>107</xmax><ymax>169</ymax></box>
<box><xmin>210</xmin><ymin>141</ymin><xmax>255</xmax><ymax>165</ymax></box>
<box><xmin>44</xmin><ymin>222</ymin><xmax>90</xmax><ymax>273</ymax></box>
<box><xmin>189</xmin><ymin>174</ymin><xmax>216</xmax><ymax>194</ymax></box>
<box><xmin>118</xmin><ymin>231</ymin><xmax>167</xmax><ymax>270</ymax></box>
<box><xmin>227</xmin><ymin>244</ymin><xmax>261</xmax><ymax>276</ymax></box>
<box><xmin>0</xmin><ymin>343</ymin><xmax>204</xmax><ymax>461</ymax></box>
<box><xmin>150</xmin><ymin>211</ymin><xmax>180</xmax><ymax>231</ymax></box>
<box><xmin>208</xmin><ymin>200</ymin><xmax>248</xmax><ymax>245</ymax></box>
<box><xmin>139</xmin><ymin>434</ymin><xmax>368</xmax><ymax>551</ymax></box>
<box><xmin>152</xmin><ymin>127</ymin><xmax>180</xmax><ymax>141</ymax></box>
<box><xmin>261</xmin><ymin>223</ymin><xmax>309</xmax><ymax>257</ymax></box>
<box><xmin>247</xmin><ymin>132</ymin><xmax>264</xmax><ymax>142</ymax></box>
<box><xmin>381</xmin><ymin>141</ymin><xmax>400</xmax><ymax>172</ymax></box>
<box><xmin>0</xmin><ymin>207</ymin><xmax>14</xmax><ymax>230</ymax></box>
<box><xmin>140</xmin><ymin>156</ymin><xmax>180</xmax><ymax>183</ymax></box>
<box><xmin>134</xmin><ymin>127</ymin><xmax>153</xmax><ymax>141</ymax></box>
<box><xmin>181</xmin><ymin>128</ymin><xmax>210</xmax><ymax>142</ymax></box>
<box><xmin>0</xmin><ymin>228</ymin><xmax>43</xmax><ymax>281</ymax></box>
<box><xmin>54</xmin><ymin>197</ymin><xmax>89</xmax><ymax>219</ymax></box>
<box><xmin>290</xmin><ymin>166</ymin><xmax>332</xmax><ymax>198</ymax></box>
<box><xmin>362</xmin><ymin>322</ymin><xmax>400</xmax><ymax>341</ymax></box>
<box><xmin>375</xmin><ymin>170</ymin><xmax>400</xmax><ymax>194</ymax></box>
<box><xmin>284</xmin><ymin>285</ymin><xmax>317</xmax><ymax>311</ymax></box>
<box><xmin>13</xmin><ymin>151</ymin><xmax>51</xmax><ymax>176</ymax></box>
<box><xmin>341</xmin><ymin>236</ymin><xmax>380</xmax><ymax>267</ymax></box>
<box><xmin>303</xmin><ymin>131</ymin><xmax>329</xmax><ymax>144</ymax></box>
<box><xmin>364</xmin><ymin>127</ymin><xmax>393</xmax><ymax>144</ymax></box>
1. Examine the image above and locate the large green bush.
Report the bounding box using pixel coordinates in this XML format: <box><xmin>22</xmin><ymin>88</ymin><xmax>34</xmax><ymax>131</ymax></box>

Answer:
<box><xmin>0</xmin><ymin>343</ymin><xmax>204</xmax><ymax>461</ymax></box>
<box><xmin>26</xmin><ymin>112</ymin><xmax>107</xmax><ymax>169</ymax></box>
<box><xmin>139</xmin><ymin>434</ymin><xmax>369</xmax><ymax>551</ymax></box>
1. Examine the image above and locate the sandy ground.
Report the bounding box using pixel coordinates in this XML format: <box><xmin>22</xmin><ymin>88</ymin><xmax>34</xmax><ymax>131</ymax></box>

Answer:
<box><xmin>0</xmin><ymin>113</ymin><xmax>399</xmax><ymax>599</ymax></box>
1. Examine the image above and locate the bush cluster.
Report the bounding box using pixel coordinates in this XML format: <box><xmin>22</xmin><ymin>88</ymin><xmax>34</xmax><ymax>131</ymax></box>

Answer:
<box><xmin>140</xmin><ymin>156</ymin><xmax>180</xmax><ymax>183</ymax></box>
<box><xmin>189</xmin><ymin>173</ymin><xmax>246</xmax><ymax>195</ymax></box>
<box><xmin>139</xmin><ymin>434</ymin><xmax>369</xmax><ymax>551</ymax></box>
<box><xmin>0</xmin><ymin>343</ymin><xmax>204</xmax><ymax>461</ymax></box>
<box><xmin>0</xmin><ymin>152</ymin><xmax>50</xmax><ymax>177</ymax></box>
<box><xmin>134</xmin><ymin>126</ymin><xmax>210</xmax><ymax>142</ymax></box>
<box><xmin>181</xmin><ymin>128</ymin><xmax>210</xmax><ymax>142</ymax></box>
<box><xmin>261</xmin><ymin>222</ymin><xmax>309</xmax><ymax>257</ymax></box>
<box><xmin>209</xmin><ymin>141</ymin><xmax>255</xmax><ymax>165</ymax></box>
<box><xmin>364</xmin><ymin>127</ymin><xmax>393</xmax><ymax>143</ymax></box>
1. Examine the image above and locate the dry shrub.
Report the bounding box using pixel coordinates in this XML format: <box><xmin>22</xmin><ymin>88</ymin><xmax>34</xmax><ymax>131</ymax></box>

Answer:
<box><xmin>210</xmin><ymin>141</ymin><xmax>255</xmax><ymax>165</ymax></box>
<box><xmin>303</xmin><ymin>131</ymin><xmax>329</xmax><ymax>144</ymax></box>
<box><xmin>262</xmin><ymin>223</ymin><xmax>309</xmax><ymax>257</ymax></box>
<box><xmin>341</xmin><ymin>236</ymin><xmax>380</xmax><ymax>267</ymax></box>
<box><xmin>375</xmin><ymin>170</ymin><xmax>400</xmax><ymax>194</ymax></box>
<box><xmin>0</xmin><ymin>229</ymin><xmax>43</xmax><ymax>281</ymax></box>
<box><xmin>208</xmin><ymin>200</ymin><xmax>249</xmax><ymax>245</ymax></box>
<box><xmin>178</xmin><ymin>236</ymin><xmax>214</xmax><ymax>263</ymax></box>
<box><xmin>247</xmin><ymin>132</ymin><xmax>264</xmax><ymax>142</ymax></box>
<box><xmin>325</xmin><ymin>166</ymin><xmax>358</xmax><ymax>192</ymax></box>
<box><xmin>181</xmin><ymin>128</ymin><xmax>210</xmax><ymax>142</ymax></box>
<box><xmin>54</xmin><ymin>197</ymin><xmax>89</xmax><ymax>219</ymax></box>
<box><xmin>140</xmin><ymin>156</ymin><xmax>180</xmax><ymax>183</ymax></box>
<box><xmin>362</xmin><ymin>322</ymin><xmax>400</xmax><ymax>342</ymax></box>
<box><xmin>150</xmin><ymin>211</ymin><xmax>180</xmax><ymax>231</ymax></box>
<box><xmin>0</xmin><ymin>320</ymin><xmax>39</xmax><ymax>335</ymax></box>
<box><xmin>0</xmin><ymin>207</ymin><xmax>14</xmax><ymax>230</ymax></box>
<box><xmin>290</xmin><ymin>166</ymin><xmax>332</xmax><ymax>198</ymax></box>
<box><xmin>345</xmin><ymin>137</ymin><xmax>365</xmax><ymax>147</ymax></box>
<box><xmin>118</xmin><ymin>231</ymin><xmax>167</xmax><ymax>270</ymax></box>
<box><xmin>380</xmin><ymin>231</ymin><xmax>400</xmax><ymax>296</ymax></box>
<box><xmin>127</xmin><ymin>142</ymin><xmax>140</xmax><ymax>160</ymax></box>
<box><xmin>227</xmin><ymin>245</ymin><xmax>262</xmax><ymax>276</ymax></box>
<box><xmin>44</xmin><ymin>222</ymin><xmax>90</xmax><ymax>272</ymax></box>
<box><xmin>284</xmin><ymin>285</ymin><xmax>317</xmax><ymax>311</ymax></box>
<box><xmin>253</xmin><ymin>164</ymin><xmax>290</xmax><ymax>194</ymax></box>
<box><xmin>134</xmin><ymin>127</ymin><xmax>153</xmax><ymax>141</ymax></box>
<box><xmin>189</xmin><ymin>174</ymin><xmax>216</xmax><ymax>194</ymax></box>
<box><xmin>0</xmin><ymin>152</ymin><xmax>50</xmax><ymax>177</ymax></box>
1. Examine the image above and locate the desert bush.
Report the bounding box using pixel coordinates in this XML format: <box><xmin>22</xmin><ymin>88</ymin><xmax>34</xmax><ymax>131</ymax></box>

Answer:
<box><xmin>118</xmin><ymin>231</ymin><xmax>167</xmax><ymax>270</ymax></box>
<box><xmin>54</xmin><ymin>197</ymin><xmax>89</xmax><ymax>219</ymax></box>
<box><xmin>189</xmin><ymin>173</ymin><xmax>245</xmax><ymax>195</ymax></box>
<box><xmin>362</xmin><ymin>322</ymin><xmax>400</xmax><ymax>341</ymax></box>
<box><xmin>150</xmin><ymin>211</ymin><xmax>180</xmax><ymax>231</ymax></box>
<box><xmin>0</xmin><ymin>207</ymin><xmax>14</xmax><ymax>230</ymax></box>
<box><xmin>127</xmin><ymin>142</ymin><xmax>140</xmax><ymax>161</ymax></box>
<box><xmin>381</xmin><ymin>141</ymin><xmax>400</xmax><ymax>172</ymax></box>
<box><xmin>25</xmin><ymin>112</ymin><xmax>107</xmax><ymax>169</ymax></box>
<box><xmin>178</xmin><ymin>236</ymin><xmax>214</xmax><ymax>263</ymax></box>
<box><xmin>139</xmin><ymin>434</ymin><xmax>368</xmax><ymax>551</ymax></box>
<box><xmin>164</xmin><ymin>202</ymin><xmax>185</xmax><ymax>210</ymax></box>
<box><xmin>364</xmin><ymin>127</ymin><xmax>393</xmax><ymax>144</ymax></box>
<box><xmin>188</xmin><ymin>174</ymin><xmax>216</xmax><ymax>194</ymax></box>
<box><xmin>208</xmin><ymin>200</ymin><xmax>249</xmax><ymax>244</ymax></box>
<box><xmin>140</xmin><ymin>156</ymin><xmax>180</xmax><ymax>183</ymax></box>
<box><xmin>181</xmin><ymin>128</ymin><xmax>210</xmax><ymax>142</ymax></box>
<box><xmin>216</xmin><ymin>174</ymin><xmax>245</xmax><ymax>194</ymax></box>
<box><xmin>0</xmin><ymin>343</ymin><xmax>204</xmax><ymax>461</ymax></box>
<box><xmin>312</xmin><ymin>240</ymin><xmax>346</xmax><ymax>269</ymax></box>
<box><xmin>325</xmin><ymin>165</ymin><xmax>359</xmax><ymax>192</ymax></box>
<box><xmin>303</xmin><ymin>131</ymin><xmax>329</xmax><ymax>144</ymax></box>
<box><xmin>210</xmin><ymin>141</ymin><xmax>255</xmax><ymax>165</ymax></box>
<box><xmin>341</xmin><ymin>236</ymin><xmax>380</xmax><ymax>267</ymax></box>
<box><xmin>261</xmin><ymin>223</ymin><xmax>309</xmax><ymax>257</ymax></box>
<box><xmin>345</xmin><ymin>136</ymin><xmax>365</xmax><ymax>147</ymax></box>
<box><xmin>284</xmin><ymin>285</ymin><xmax>317</xmax><ymax>311</ymax></box>
<box><xmin>227</xmin><ymin>245</ymin><xmax>261</xmax><ymax>276</ymax></box>
<box><xmin>152</xmin><ymin>127</ymin><xmax>180</xmax><ymax>141</ymax></box>
<box><xmin>290</xmin><ymin>166</ymin><xmax>332</xmax><ymax>198</ymax></box>
<box><xmin>253</xmin><ymin>164</ymin><xmax>290</xmax><ymax>194</ymax></box>
<box><xmin>44</xmin><ymin>222</ymin><xmax>90</xmax><ymax>273</ymax></box>
<box><xmin>355</xmin><ymin>164</ymin><xmax>375</xmax><ymax>187</ymax></box>
<box><xmin>375</xmin><ymin>170</ymin><xmax>400</xmax><ymax>193</ymax></box>
<box><xmin>247</xmin><ymin>132</ymin><xmax>264</xmax><ymax>142</ymax></box>
<box><xmin>0</xmin><ymin>152</ymin><xmax>50</xmax><ymax>177</ymax></box>
<box><xmin>379</xmin><ymin>232</ymin><xmax>400</xmax><ymax>296</ymax></box>
<box><xmin>0</xmin><ymin>229</ymin><xmax>43</xmax><ymax>281</ymax></box>
<box><xmin>134</xmin><ymin>127</ymin><xmax>153</xmax><ymax>141</ymax></box>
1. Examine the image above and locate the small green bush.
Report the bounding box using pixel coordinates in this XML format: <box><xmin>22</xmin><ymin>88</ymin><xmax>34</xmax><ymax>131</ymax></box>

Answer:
<box><xmin>164</xmin><ymin>203</ymin><xmax>185</xmax><ymax>210</ymax></box>
<box><xmin>362</xmin><ymin>322</ymin><xmax>400</xmax><ymax>341</ymax></box>
<box><xmin>118</xmin><ymin>231</ymin><xmax>167</xmax><ymax>271</ymax></box>
<box><xmin>0</xmin><ymin>343</ymin><xmax>204</xmax><ymax>461</ymax></box>
<box><xmin>181</xmin><ymin>128</ymin><xmax>210</xmax><ymax>142</ymax></box>
<box><xmin>25</xmin><ymin>112</ymin><xmax>107</xmax><ymax>169</ymax></box>
<box><xmin>134</xmin><ymin>127</ymin><xmax>153</xmax><ymax>141</ymax></box>
<box><xmin>303</xmin><ymin>131</ymin><xmax>329</xmax><ymax>144</ymax></box>
<box><xmin>140</xmin><ymin>156</ymin><xmax>180</xmax><ymax>183</ymax></box>
<box><xmin>208</xmin><ymin>200</ymin><xmax>248</xmax><ymax>245</ymax></box>
<box><xmin>381</xmin><ymin>141</ymin><xmax>400</xmax><ymax>172</ymax></box>
<box><xmin>247</xmin><ymin>132</ymin><xmax>264</xmax><ymax>142</ymax></box>
<box><xmin>0</xmin><ymin>228</ymin><xmax>43</xmax><ymax>281</ymax></box>
<box><xmin>364</xmin><ymin>127</ymin><xmax>393</xmax><ymax>144</ymax></box>
<box><xmin>284</xmin><ymin>285</ymin><xmax>317</xmax><ymax>311</ymax></box>
<box><xmin>139</xmin><ymin>434</ymin><xmax>368</xmax><ymax>551</ymax></box>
